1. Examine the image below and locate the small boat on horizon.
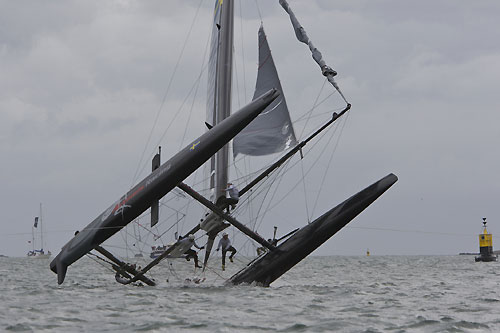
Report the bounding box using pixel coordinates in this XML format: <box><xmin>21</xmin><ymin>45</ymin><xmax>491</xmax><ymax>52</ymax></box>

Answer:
<box><xmin>27</xmin><ymin>203</ymin><xmax>51</xmax><ymax>259</ymax></box>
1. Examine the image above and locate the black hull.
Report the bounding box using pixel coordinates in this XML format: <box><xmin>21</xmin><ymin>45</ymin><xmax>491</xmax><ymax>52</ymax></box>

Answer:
<box><xmin>227</xmin><ymin>173</ymin><xmax>398</xmax><ymax>286</ymax></box>
<box><xmin>475</xmin><ymin>255</ymin><xmax>498</xmax><ymax>262</ymax></box>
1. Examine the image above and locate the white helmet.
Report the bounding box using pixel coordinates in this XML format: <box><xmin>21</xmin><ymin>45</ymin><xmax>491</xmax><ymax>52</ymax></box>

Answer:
<box><xmin>188</xmin><ymin>234</ymin><xmax>195</xmax><ymax>240</ymax></box>
<box><xmin>222</xmin><ymin>232</ymin><xmax>228</xmax><ymax>237</ymax></box>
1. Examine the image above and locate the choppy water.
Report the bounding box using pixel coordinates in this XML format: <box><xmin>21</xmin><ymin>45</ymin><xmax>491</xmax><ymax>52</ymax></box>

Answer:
<box><xmin>1</xmin><ymin>255</ymin><xmax>499</xmax><ymax>332</ymax></box>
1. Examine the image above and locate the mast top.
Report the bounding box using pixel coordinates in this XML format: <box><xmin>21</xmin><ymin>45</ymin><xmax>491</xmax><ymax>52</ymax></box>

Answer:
<box><xmin>482</xmin><ymin>218</ymin><xmax>489</xmax><ymax>234</ymax></box>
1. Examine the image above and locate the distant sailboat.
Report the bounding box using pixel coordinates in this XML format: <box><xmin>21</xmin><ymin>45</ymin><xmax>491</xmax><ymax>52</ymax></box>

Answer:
<box><xmin>27</xmin><ymin>203</ymin><xmax>51</xmax><ymax>259</ymax></box>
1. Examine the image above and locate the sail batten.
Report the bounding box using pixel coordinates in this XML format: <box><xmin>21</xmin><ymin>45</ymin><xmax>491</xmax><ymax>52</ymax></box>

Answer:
<box><xmin>233</xmin><ymin>26</ymin><xmax>297</xmax><ymax>157</ymax></box>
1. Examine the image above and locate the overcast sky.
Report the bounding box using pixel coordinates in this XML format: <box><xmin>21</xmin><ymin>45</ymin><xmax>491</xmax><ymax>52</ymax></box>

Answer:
<box><xmin>2</xmin><ymin>0</ymin><xmax>500</xmax><ymax>258</ymax></box>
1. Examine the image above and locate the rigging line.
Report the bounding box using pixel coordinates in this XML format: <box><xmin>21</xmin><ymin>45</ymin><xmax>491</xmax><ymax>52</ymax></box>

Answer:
<box><xmin>232</xmin><ymin>155</ymin><xmax>287</xmax><ymax>215</ymax></box>
<box><xmin>235</xmin><ymin>147</ymin><xmax>305</xmax><ymax>231</ymax></box>
<box><xmin>294</xmin><ymin>90</ymin><xmax>336</xmax><ymax>123</ymax></box>
<box><xmin>295</xmin><ymin>106</ymin><xmax>344</xmax><ymax>124</ymax></box>
<box><xmin>86</xmin><ymin>256</ymin><xmax>112</xmax><ymax>273</ymax></box>
<box><xmin>239</xmin><ymin>122</ymin><xmax>337</xmax><ymax>224</ymax></box>
<box><xmin>178</xmin><ymin>65</ymin><xmax>202</xmax><ymax>151</ymax></box>
<box><xmin>148</xmin><ymin>216</ymin><xmax>182</xmax><ymax>243</ymax></box>
<box><xmin>178</xmin><ymin>18</ymin><xmax>214</xmax><ymax>150</ymax></box>
<box><xmin>293</xmin><ymin>108</ymin><xmax>345</xmax><ymax>125</ymax></box>
<box><xmin>238</xmin><ymin>155</ymin><xmax>259</xmax><ymax>229</ymax></box>
<box><xmin>260</xmin><ymin>123</ymin><xmax>340</xmax><ymax>214</ymax></box>
<box><xmin>141</xmin><ymin>185</ymin><xmax>199</xmax><ymax>243</ymax></box>
<box><xmin>119</xmin><ymin>227</ymin><xmax>131</xmax><ymax>256</ymax></box>
<box><xmin>133</xmin><ymin>218</ymin><xmax>161</xmax><ymax>239</ymax></box>
<box><xmin>133</xmin><ymin>62</ymin><xmax>209</xmax><ymax>181</ymax></box>
<box><xmin>167</xmin><ymin>260</ymin><xmax>184</xmax><ymax>282</ymax></box>
<box><xmin>238</xmin><ymin>165</ymin><xmax>277</xmax><ymax>232</ymax></box>
<box><xmin>236</xmin><ymin>157</ymin><xmax>294</xmax><ymax>251</ymax></box>
<box><xmin>297</xmin><ymin>78</ymin><xmax>327</xmax><ymax>140</ymax></box>
<box><xmin>310</xmin><ymin>112</ymin><xmax>350</xmax><ymax>218</ymax></box>
<box><xmin>86</xmin><ymin>252</ymin><xmax>117</xmax><ymax>274</ymax></box>
<box><xmin>98</xmin><ymin>244</ymin><xmax>130</xmax><ymax>251</ymax></box>
<box><xmin>130</xmin><ymin>0</ymin><xmax>205</xmax><ymax>187</ymax></box>
<box><xmin>119</xmin><ymin>221</ymin><xmax>154</xmax><ymax>256</ymax></box>
<box><xmin>202</xmin><ymin>261</ymin><xmax>226</xmax><ymax>281</ymax></box>
<box><xmin>345</xmin><ymin>225</ymin><xmax>473</xmax><ymax>237</ymax></box>
<box><xmin>252</xmin><ymin>157</ymin><xmax>295</xmax><ymax>232</ymax></box>
<box><xmin>300</xmin><ymin>158</ymin><xmax>310</xmax><ymax>223</ymax></box>
<box><xmin>254</xmin><ymin>0</ymin><xmax>263</xmax><ymax>22</ymax></box>
<box><xmin>176</xmin><ymin>168</ymin><xmax>201</xmax><ymax>237</ymax></box>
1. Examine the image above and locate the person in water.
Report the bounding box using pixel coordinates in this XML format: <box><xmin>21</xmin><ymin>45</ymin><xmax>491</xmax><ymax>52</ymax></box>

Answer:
<box><xmin>216</xmin><ymin>232</ymin><xmax>237</xmax><ymax>270</ymax></box>
<box><xmin>180</xmin><ymin>234</ymin><xmax>204</xmax><ymax>268</ymax></box>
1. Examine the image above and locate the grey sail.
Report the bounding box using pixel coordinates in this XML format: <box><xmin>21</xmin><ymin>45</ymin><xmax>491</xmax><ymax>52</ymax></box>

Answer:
<box><xmin>233</xmin><ymin>26</ymin><xmax>297</xmax><ymax>157</ymax></box>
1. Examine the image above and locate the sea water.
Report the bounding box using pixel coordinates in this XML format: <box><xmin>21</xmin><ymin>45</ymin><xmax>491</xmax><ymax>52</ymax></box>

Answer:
<box><xmin>1</xmin><ymin>255</ymin><xmax>499</xmax><ymax>332</ymax></box>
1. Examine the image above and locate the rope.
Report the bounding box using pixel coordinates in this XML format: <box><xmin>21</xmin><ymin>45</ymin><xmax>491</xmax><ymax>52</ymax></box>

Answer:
<box><xmin>297</xmin><ymin>79</ymin><xmax>327</xmax><ymax>140</ymax></box>
<box><xmin>310</xmin><ymin>111</ymin><xmax>350</xmax><ymax>218</ymax></box>
<box><xmin>132</xmin><ymin>63</ymin><xmax>210</xmax><ymax>183</ymax></box>
<box><xmin>130</xmin><ymin>0</ymin><xmax>205</xmax><ymax>187</ymax></box>
<box><xmin>254</xmin><ymin>0</ymin><xmax>263</xmax><ymax>22</ymax></box>
<box><xmin>178</xmin><ymin>22</ymin><xmax>213</xmax><ymax>150</ymax></box>
<box><xmin>300</xmin><ymin>158</ymin><xmax>310</xmax><ymax>224</ymax></box>
<box><xmin>86</xmin><ymin>252</ymin><xmax>116</xmax><ymax>273</ymax></box>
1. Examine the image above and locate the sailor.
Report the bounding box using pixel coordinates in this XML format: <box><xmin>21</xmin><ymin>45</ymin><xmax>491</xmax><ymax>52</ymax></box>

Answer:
<box><xmin>225</xmin><ymin>182</ymin><xmax>239</xmax><ymax>212</ymax></box>
<box><xmin>180</xmin><ymin>234</ymin><xmax>204</xmax><ymax>268</ymax></box>
<box><xmin>216</xmin><ymin>232</ymin><xmax>237</xmax><ymax>270</ymax></box>
<box><xmin>115</xmin><ymin>271</ymin><xmax>130</xmax><ymax>285</ymax></box>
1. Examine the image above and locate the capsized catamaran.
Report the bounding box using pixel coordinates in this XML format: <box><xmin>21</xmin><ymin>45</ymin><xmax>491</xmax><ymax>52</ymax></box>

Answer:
<box><xmin>50</xmin><ymin>89</ymin><xmax>280</xmax><ymax>284</ymax></box>
<box><xmin>50</xmin><ymin>0</ymin><xmax>397</xmax><ymax>286</ymax></box>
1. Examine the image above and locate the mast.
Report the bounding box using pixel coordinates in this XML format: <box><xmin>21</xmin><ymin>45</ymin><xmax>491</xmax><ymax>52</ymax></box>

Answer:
<box><xmin>39</xmin><ymin>203</ymin><xmax>44</xmax><ymax>251</ymax></box>
<box><xmin>213</xmin><ymin>0</ymin><xmax>234</xmax><ymax>202</ymax></box>
<box><xmin>31</xmin><ymin>219</ymin><xmax>35</xmax><ymax>253</ymax></box>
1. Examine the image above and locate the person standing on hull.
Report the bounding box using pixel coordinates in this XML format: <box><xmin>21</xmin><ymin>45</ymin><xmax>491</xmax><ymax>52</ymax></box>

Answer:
<box><xmin>180</xmin><ymin>234</ymin><xmax>204</xmax><ymax>269</ymax></box>
<box><xmin>216</xmin><ymin>232</ymin><xmax>237</xmax><ymax>271</ymax></box>
<box><xmin>225</xmin><ymin>182</ymin><xmax>239</xmax><ymax>212</ymax></box>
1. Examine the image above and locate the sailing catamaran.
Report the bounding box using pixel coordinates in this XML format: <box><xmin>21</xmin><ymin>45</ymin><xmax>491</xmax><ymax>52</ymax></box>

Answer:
<box><xmin>28</xmin><ymin>203</ymin><xmax>51</xmax><ymax>259</ymax></box>
<box><xmin>50</xmin><ymin>0</ymin><xmax>397</xmax><ymax>286</ymax></box>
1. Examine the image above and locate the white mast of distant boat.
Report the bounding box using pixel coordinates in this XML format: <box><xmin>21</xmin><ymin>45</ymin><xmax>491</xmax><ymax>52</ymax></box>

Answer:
<box><xmin>28</xmin><ymin>203</ymin><xmax>51</xmax><ymax>258</ymax></box>
<box><xmin>39</xmin><ymin>203</ymin><xmax>45</xmax><ymax>252</ymax></box>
